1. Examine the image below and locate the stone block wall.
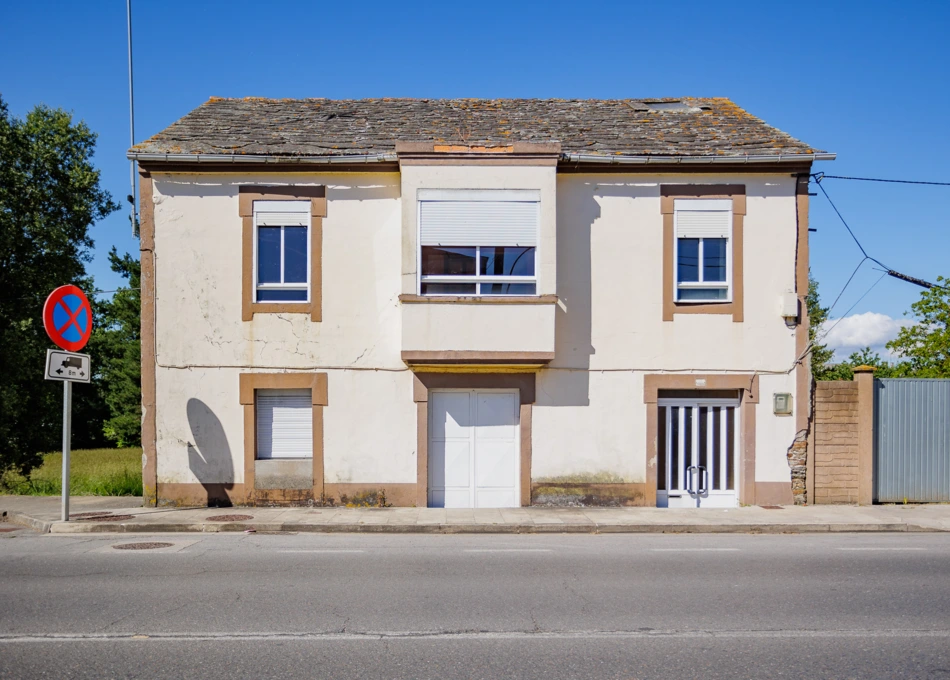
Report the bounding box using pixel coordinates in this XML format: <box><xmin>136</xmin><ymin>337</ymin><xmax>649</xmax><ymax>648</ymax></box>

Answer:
<box><xmin>813</xmin><ymin>381</ymin><xmax>861</xmax><ymax>503</ymax></box>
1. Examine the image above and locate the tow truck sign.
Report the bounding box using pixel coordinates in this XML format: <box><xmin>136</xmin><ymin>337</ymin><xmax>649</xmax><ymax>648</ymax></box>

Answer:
<box><xmin>44</xmin><ymin>349</ymin><xmax>91</xmax><ymax>384</ymax></box>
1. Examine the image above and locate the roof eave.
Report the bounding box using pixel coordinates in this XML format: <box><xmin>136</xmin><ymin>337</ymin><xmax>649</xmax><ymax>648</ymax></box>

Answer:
<box><xmin>561</xmin><ymin>152</ymin><xmax>836</xmax><ymax>164</ymax></box>
<box><xmin>127</xmin><ymin>151</ymin><xmax>400</xmax><ymax>164</ymax></box>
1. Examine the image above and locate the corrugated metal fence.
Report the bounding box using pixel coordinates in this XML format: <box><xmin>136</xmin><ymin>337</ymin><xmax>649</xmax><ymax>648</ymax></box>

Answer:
<box><xmin>874</xmin><ymin>378</ymin><xmax>950</xmax><ymax>502</ymax></box>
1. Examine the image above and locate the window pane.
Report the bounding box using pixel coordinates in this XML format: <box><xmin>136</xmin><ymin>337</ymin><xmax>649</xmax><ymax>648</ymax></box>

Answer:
<box><xmin>481</xmin><ymin>283</ymin><xmax>537</xmax><ymax>295</ymax></box>
<box><xmin>284</xmin><ymin>226</ymin><xmax>308</xmax><ymax>284</ymax></box>
<box><xmin>677</xmin><ymin>238</ymin><xmax>699</xmax><ymax>283</ymax></box>
<box><xmin>703</xmin><ymin>238</ymin><xmax>727</xmax><ymax>282</ymax></box>
<box><xmin>421</xmin><ymin>247</ymin><xmax>476</xmax><ymax>276</ymax></box>
<box><xmin>257</xmin><ymin>227</ymin><xmax>281</xmax><ymax>284</ymax></box>
<box><xmin>421</xmin><ymin>282</ymin><xmax>477</xmax><ymax>295</ymax></box>
<box><xmin>480</xmin><ymin>247</ymin><xmax>535</xmax><ymax>276</ymax></box>
<box><xmin>257</xmin><ymin>289</ymin><xmax>308</xmax><ymax>302</ymax></box>
<box><xmin>677</xmin><ymin>287</ymin><xmax>728</xmax><ymax>301</ymax></box>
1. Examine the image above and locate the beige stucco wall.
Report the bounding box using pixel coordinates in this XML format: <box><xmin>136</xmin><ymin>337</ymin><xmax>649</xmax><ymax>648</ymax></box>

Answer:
<box><xmin>149</xmin><ymin>169</ymin><xmax>803</xmax><ymax>494</ymax></box>
<box><xmin>402</xmin><ymin>303</ymin><xmax>556</xmax><ymax>353</ymax></box>
<box><xmin>531</xmin><ymin>173</ymin><xmax>801</xmax><ymax>484</ymax></box>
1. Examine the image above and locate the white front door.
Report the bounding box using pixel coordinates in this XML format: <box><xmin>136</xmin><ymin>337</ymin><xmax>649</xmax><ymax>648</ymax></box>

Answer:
<box><xmin>428</xmin><ymin>389</ymin><xmax>520</xmax><ymax>508</ymax></box>
<box><xmin>657</xmin><ymin>399</ymin><xmax>739</xmax><ymax>508</ymax></box>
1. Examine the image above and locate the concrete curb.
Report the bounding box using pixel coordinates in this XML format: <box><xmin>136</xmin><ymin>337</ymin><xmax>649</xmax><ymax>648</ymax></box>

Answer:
<box><xmin>43</xmin><ymin>520</ymin><xmax>936</xmax><ymax>535</ymax></box>
<box><xmin>1</xmin><ymin>511</ymin><xmax>52</xmax><ymax>534</ymax></box>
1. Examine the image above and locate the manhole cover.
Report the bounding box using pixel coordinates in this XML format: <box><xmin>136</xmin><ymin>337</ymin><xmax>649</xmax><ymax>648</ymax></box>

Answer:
<box><xmin>759</xmin><ymin>505</ymin><xmax>784</xmax><ymax>510</ymax></box>
<box><xmin>0</xmin><ymin>528</ymin><xmax>17</xmax><ymax>533</ymax></box>
<box><xmin>112</xmin><ymin>542</ymin><xmax>174</xmax><ymax>550</ymax></box>
<box><xmin>77</xmin><ymin>514</ymin><xmax>135</xmax><ymax>522</ymax></box>
<box><xmin>71</xmin><ymin>512</ymin><xmax>113</xmax><ymax>518</ymax></box>
<box><xmin>206</xmin><ymin>514</ymin><xmax>253</xmax><ymax>522</ymax></box>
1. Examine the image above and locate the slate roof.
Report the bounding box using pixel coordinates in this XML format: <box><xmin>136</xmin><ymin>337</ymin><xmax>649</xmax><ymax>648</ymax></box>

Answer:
<box><xmin>131</xmin><ymin>97</ymin><xmax>826</xmax><ymax>159</ymax></box>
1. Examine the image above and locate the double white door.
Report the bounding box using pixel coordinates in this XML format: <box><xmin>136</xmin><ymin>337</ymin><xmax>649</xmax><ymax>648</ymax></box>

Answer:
<box><xmin>657</xmin><ymin>399</ymin><xmax>739</xmax><ymax>508</ymax></box>
<box><xmin>428</xmin><ymin>389</ymin><xmax>520</xmax><ymax>508</ymax></box>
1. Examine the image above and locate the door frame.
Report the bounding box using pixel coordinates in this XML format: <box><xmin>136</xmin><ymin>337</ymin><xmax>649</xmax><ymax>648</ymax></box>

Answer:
<box><xmin>427</xmin><ymin>388</ymin><xmax>521</xmax><ymax>508</ymax></box>
<box><xmin>644</xmin><ymin>374</ymin><xmax>758</xmax><ymax>507</ymax></box>
<box><xmin>656</xmin><ymin>397</ymin><xmax>740</xmax><ymax>508</ymax></box>
<box><xmin>413</xmin><ymin>372</ymin><xmax>535</xmax><ymax>508</ymax></box>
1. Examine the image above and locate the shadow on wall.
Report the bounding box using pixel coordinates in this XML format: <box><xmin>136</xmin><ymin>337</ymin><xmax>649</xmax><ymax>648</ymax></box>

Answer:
<box><xmin>186</xmin><ymin>398</ymin><xmax>235</xmax><ymax>507</ymax></box>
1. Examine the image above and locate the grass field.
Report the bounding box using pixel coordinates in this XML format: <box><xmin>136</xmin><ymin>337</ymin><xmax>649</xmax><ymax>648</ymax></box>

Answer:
<box><xmin>0</xmin><ymin>448</ymin><xmax>143</xmax><ymax>496</ymax></box>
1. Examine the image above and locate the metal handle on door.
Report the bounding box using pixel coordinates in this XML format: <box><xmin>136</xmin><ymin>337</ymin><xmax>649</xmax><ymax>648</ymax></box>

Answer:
<box><xmin>686</xmin><ymin>466</ymin><xmax>709</xmax><ymax>497</ymax></box>
<box><xmin>697</xmin><ymin>466</ymin><xmax>708</xmax><ymax>496</ymax></box>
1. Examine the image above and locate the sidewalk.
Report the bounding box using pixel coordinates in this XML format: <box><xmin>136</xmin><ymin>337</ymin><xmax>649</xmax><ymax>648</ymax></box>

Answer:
<box><xmin>3</xmin><ymin>496</ymin><xmax>950</xmax><ymax>534</ymax></box>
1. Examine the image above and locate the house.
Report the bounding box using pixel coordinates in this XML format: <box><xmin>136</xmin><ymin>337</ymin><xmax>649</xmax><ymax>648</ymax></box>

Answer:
<box><xmin>129</xmin><ymin>97</ymin><xmax>834</xmax><ymax>509</ymax></box>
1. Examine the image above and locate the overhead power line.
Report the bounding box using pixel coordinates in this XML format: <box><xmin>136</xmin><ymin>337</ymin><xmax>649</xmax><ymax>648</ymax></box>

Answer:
<box><xmin>812</xmin><ymin>175</ymin><xmax>940</xmax><ymax>290</ymax></box>
<box><xmin>814</xmin><ymin>173</ymin><xmax>950</xmax><ymax>187</ymax></box>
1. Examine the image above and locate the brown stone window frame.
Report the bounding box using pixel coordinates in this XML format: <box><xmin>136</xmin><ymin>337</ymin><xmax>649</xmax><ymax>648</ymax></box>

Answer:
<box><xmin>239</xmin><ymin>185</ymin><xmax>327</xmax><ymax>322</ymax></box>
<box><xmin>412</xmin><ymin>373</ymin><xmax>535</xmax><ymax>508</ymax></box>
<box><xmin>661</xmin><ymin>184</ymin><xmax>746</xmax><ymax>322</ymax></box>
<box><xmin>239</xmin><ymin>373</ymin><xmax>328</xmax><ymax>503</ymax></box>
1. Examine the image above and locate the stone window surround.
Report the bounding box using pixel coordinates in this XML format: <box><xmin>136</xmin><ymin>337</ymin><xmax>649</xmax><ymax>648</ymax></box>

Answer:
<box><xmin>239</xmin><ymin>372</ymin><xmax>328</xmax><ymax>502</ymax></box>
<box><xmin>661</xmin><ymin>184</ymin><xmax>746</xmax><ymax>322</ymax></box>
<box><xmin>239</xmin><ymin>185</ymin><xmax>327</xmax><ymax>322</ymax></box>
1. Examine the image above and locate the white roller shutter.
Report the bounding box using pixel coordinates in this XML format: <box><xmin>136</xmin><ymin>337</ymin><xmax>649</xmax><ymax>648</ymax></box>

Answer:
<box><xmin>254</xmin><ymin>200</ymin><xmax>310</xmax><ymax>227</ymax></box>
<box><xmin>256</xmin><ymin>389</ymin><xmax>312</xmax><ymax>459</ymax></box>
<box><xmin>674</xmin><ymin>199</ymin><xmax>732</xmax><ymax>239</ymax></box>
<box><xmin>419</xmin><ymin>191</ymin><xmax>539</xmax><ymax>247</ymax></box>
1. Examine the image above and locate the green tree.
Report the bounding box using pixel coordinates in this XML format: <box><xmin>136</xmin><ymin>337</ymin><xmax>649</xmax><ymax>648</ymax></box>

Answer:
<box><xmin>821</xmin><ymin>347</ymin><xmax>902</xmax><ymax>381</ymax></box>
<box><xmin>0</xmin><ymin>96</ymin><xmax>118</xmax><ymax>474</ymax></box>
<box><xmin>806</xmin><ymin>273</ymin><xmax>836</xmax><ymax>380</ymax></box>
<box><xmin>94</xmin><ymin>248</ymin><xmax>141</xmax><ymax>447</ymax></box>
<box><xmin>886</xmin><ymin>276</ymin><xmax>950</xmax><ymax>377</ymax></box>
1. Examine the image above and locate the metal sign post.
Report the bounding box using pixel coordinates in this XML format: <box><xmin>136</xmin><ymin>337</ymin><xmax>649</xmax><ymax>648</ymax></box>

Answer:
<box><xmin>44</xmin><ymin>350</ymin><xmax>90</xmax><ymax>522</ymax></box>
<box><xmin>42</xmin><ymin>285</ymin><xmax>94</xmax><ymax>524</ymax></box>
<box><xmin>62</xmin><ymin>381</ymin><xmax>72</xmax><ymax>522</ymax></box>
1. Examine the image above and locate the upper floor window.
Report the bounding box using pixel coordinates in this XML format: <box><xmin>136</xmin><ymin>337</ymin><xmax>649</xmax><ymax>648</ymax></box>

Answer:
<box><xmin>254</xmin><ymin>201</ymin><xmax>311</xmax><ymax>303</ymax></box>
<box><xmin>674</xmin><ymin>199</ymin><xmax>732</xmax><ymax>302</ymax></box>
<box><xmin>418</xmin><ymin>190</ymin><xmax>539</xmax><ymax>296</ymax></box>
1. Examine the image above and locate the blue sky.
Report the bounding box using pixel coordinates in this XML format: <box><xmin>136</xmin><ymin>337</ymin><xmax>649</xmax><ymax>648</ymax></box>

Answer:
<box><xmin>3</xmin><ymin>1</ymin><xmax>948</xmax><ymax>357</ymax></box>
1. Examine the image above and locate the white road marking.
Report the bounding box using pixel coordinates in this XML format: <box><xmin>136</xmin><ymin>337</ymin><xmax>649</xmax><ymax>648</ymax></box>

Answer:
<box><xmin>650</xmin><ymin>548</ymin><xmax>740</xmax><ymax>552</ymax></box>
<box><xmin>277</xmin><ymin>550</ymin><xmax>366</xmax><ymax>554</ymax></box>
<box><xmin>464</xmin><ymin>549</ymin><xmax>552</xmax><ymax>553</ymax></box>
<box><xmin>837</xmin><ymin>547</ymin><xmax>927</xmax><ymax>551</ymax></box>
<box><xmin>2</xmin><ymin>629</ymin><xmax>949</xmax><ymax>643</ymax></box>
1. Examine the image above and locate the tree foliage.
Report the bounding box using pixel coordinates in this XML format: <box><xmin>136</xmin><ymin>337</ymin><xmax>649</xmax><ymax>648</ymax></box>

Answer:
<box><xmin>0</xmin><ymin>96</ymin><xmax>118</xmax><ymax>473</ymax></box>
<box><xmin>94</xmin><ymin>248</ymin><xmax>141</xmax><ymax>447</ymax></box>
<box><xmin>885</xmin><ymin>277</ymin><xmax>950</xmax><ymax>378</ymax></box>
<box><xmin>806</xmin><ymin>273</ymin><xmax>837</xmax><ymax>380</ymax></box>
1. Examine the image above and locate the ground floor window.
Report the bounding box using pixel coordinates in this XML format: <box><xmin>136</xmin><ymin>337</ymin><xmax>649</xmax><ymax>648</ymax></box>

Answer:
<box><xmin>256</xmin><ymin>389</ymin><xmax>312</xmax><ymax>459</ymax></box>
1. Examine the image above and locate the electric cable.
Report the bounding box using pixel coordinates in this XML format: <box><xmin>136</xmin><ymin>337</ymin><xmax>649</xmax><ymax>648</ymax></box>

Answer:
<box><xmin>815</xmin><ymin>173</ymin><xmax>950</xmax><ymax>187</ymax></box>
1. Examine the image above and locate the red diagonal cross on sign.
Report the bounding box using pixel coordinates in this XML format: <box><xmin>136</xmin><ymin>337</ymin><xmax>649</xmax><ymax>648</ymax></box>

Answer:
<box><xmin>57</xmin><ymin>301</ymin><xmax>85</xmax><ymax>336</ymax></box>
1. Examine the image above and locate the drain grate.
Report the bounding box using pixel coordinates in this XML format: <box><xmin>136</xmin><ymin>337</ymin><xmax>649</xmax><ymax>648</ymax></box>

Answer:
<box><xmin>759</xmin><ymin>505</ymin><xmax>784</xmax><ymax>510</ymax></box>
<box><xmin>113</xmin><ymin>542</ymin><xmax>174</xmax><ymax>550</ymax></box>
<box><xmin>77</xmin><ymin>514</ymin><xmax>135</xmax><ymax>522</ymax></box>
<box><xmin>206</xmin><ymin>514</ymin><xmax>254</xmax><ymax>522</ymax></box>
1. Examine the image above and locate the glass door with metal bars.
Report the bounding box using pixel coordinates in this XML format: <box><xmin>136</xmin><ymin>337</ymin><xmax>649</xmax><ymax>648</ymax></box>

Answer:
<box><xmin>657</xmin><ymin>398</ymin><xmax>740</xmax><ymax>508</ymax></box>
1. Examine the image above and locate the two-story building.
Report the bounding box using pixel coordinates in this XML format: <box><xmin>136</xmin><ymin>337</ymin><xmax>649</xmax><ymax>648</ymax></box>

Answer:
<box><xmin>130</xmin><ymin>97</ymin><xmax>833</xmax><ymax>509</ymax></box>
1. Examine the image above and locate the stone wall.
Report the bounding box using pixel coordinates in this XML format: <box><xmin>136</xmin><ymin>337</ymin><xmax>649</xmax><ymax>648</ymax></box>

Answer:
<box><xmin>813</xmin><ymin>381</ymin><xmax>861</xmax><ymax>504</ymax></box>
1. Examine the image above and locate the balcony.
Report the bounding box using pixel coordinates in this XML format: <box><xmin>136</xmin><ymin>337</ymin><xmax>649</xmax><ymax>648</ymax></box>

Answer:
<box><xmin>399</xmin><ymin>295</ymin><xmax>557</xmax><ymax>369</ymax></box>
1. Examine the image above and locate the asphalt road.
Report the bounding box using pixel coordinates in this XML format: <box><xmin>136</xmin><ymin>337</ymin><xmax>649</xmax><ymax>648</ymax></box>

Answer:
<box><xmin>1</xmin><ymin>526</ymin><xmax>949</xmax><ymax>679</ymax></box>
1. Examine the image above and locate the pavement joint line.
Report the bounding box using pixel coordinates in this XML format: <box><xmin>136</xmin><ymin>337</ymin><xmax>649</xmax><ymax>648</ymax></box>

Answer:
<box><xmin>464</xmin><ymin>548</ymin><xmax>553</xmax><ymax>552</ymax></box>
<box><xmin>837</xmin><ymin>547</ymin><xmax>927</xmax><ymax>551</ymax></box>
<box><xmin>650</xmin><ymin>548</ymin><xmax>741</xmax><ymax>552</ymax></box>
<box><xmin>2</xmin><ymin>629</ymin><xmax>950</xmax><ymax>643</ymax></box>
<box><xmin>277</xmin><ymin>550</ymin><xmax>365</xmax><ymax>553</ymax></box>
